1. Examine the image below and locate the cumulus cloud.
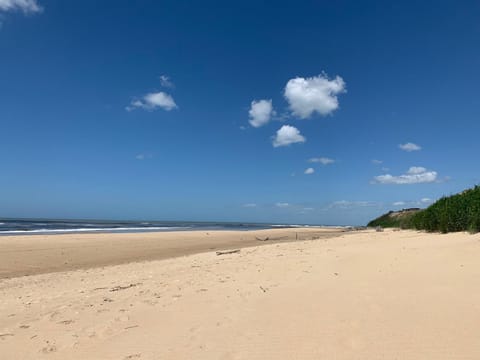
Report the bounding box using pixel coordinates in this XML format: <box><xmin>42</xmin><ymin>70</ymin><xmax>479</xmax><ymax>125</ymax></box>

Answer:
<box><xmin>393</xmin><ymin>201</ymin><xmax>406</xmax><ymax>206</ymax></box>
<box><xmin>275</xmin><ymin>202</ymin><xmax>290</xmax><ymax>208</ymax></box>
<box><xmin>304</xmin><ymin>167</ymin><xmax>314</xmax><ymax>175</ymax></box>
<box><xmin>243</xmin><ymin>203</ymin><xmax>257</xmax><ymax>208</ymax></box>
<box><xmin>127</xmin><ymin>91</ymin><xmax>177</xmax><ymax>112</ymax></box>
<box><xmin>399</xmin><ymin>142</ymin><xmax>421</xmax><ymax>152</ymax></box>
<box><xmin>371</xmin><ymin>159</ymin><xmax>383</xmax><ymax>165</ymax></box>
<box><xmin>308</xmin><ymin>157</ymin><xmax>335</xmax><ymax>165</ymax></box>
<box><xmin>159</xmin><ymin>75</ymin><xmax>174</xmax><ymax>88</ymax></box>
<box><xmin>272</xmin><ymin>125</ymin><xmax>306</xmax><ymax>147</ymax></box>
<box><xmin>374</xmin><ymin>166</ymin><xmax>437</xmax><ymax>185</ymax></box>
<box><xmin>407</xmin><ymin>166</ymin><xmax>427</xmax><ymax>174</ymax></box>
<box><xmin>248</xmin><ymin>99</ymin><xmax>274</xmax><ymax>128</ymax></box>
<box><xmin>284</xmin><ymin>73</ymin><xmax>346</xmax><ymax>119</ymax></box>
<box><xmin>0</xmin><ymin>0</ymin><xmax>42</xmax><ymax>13</ymax></box>
<box><xmin>420</xmin><ymin>197</ymin><xmax>432</xmax><ymax>204</ymax></box>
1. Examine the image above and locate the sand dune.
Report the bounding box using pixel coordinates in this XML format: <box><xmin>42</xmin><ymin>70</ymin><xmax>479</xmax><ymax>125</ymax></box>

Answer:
<box><xmin>1</xmin><ymin>229</ymin><xmax>480</xmax><ymax>359</ymax></box>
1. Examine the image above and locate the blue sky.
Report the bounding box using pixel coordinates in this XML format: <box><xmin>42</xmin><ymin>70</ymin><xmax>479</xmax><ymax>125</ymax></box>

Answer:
<box><xmin>1</xmin><ymin>0</ymin><xmax>479</xmax><ymax>225</ymax></box>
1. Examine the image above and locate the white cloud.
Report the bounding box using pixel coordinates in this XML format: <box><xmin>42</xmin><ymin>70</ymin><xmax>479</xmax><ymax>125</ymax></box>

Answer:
<box><xmin>304</xmin><ymin>167</ymin><xmax>314</xmax><ymax>175</ymax></box>
<box><xmin>159</xmin><ymin>75</ymin><xmax>174</xmax><ymax>88</ymax></box>
<box><xmin>275</xmin><ymin>202</ymin><xmax>290</xmax><ymax>208</ymax></box>
<box><xmin>308</xmin><ymin>157</ymin><xmax>335</xmax><ymax>165</ymax></box>
<box><xmin>243</xmin><ymin>203</ymin><xmax>257</xmax><ymax>208</ymax></box>
<box><xmin>407</xmin><ymin>166</ymin><xmax>427</xmax><ymax>174</ymax></box>
<box><xmin>302</xmin><ymin>207</ymin><xmax>315</xmax><ymax>211</ymax></box>
<box><xmin>399</xmin><ymin>142</ymin><xmax>421</xmax><ymax>152</ymax></box>
<box><xmin>127</xmin><ymin>91</ymin><xmax>177</xmax><ymax>112</ymax></box>
<box><xmin>284</xmin><ymin>73</ymin><xmax>346</xmax><ymax>119</ymax></box>
<box><xmin>0</xmin><ymin>0</ymin><xmax>42</xmax><ymax>13</ymax></box>
<box><xmin>135</xmin><ymin>153</ymin><xmax>152</xmax><ymax>160</ymax></box>
<box><xmin>374</xmin><ymin>166</ymin><xmax>437</xmax><ymax>185</ymax></box>
<box><xmin>272</xmin><ymin>125</ymin><xmax>306</xmax><ymax>147</ymax></box>
<box><xmin>327</xmin><ymin>200</ymin><xmax>379</xmax><ymax>210</ymax></box>
<box><xmin>392</xmin><ymin>198</ymin><xmax>434</xmax><ymax>207</ymax></box>
<box><xmin>371</xmin><ymin>159</ymin><xmax>383</xmax><ymax>165</ymax></box>
<box><xmin>248</xmin><ymin>99</ymin><xmax>274</xmax><ymax>128</ymax></box>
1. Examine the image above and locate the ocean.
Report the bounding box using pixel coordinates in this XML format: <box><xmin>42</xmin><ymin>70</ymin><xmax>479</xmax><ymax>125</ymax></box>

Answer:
<box><xmin>0</xmin><ymin>218</ymin><xmax>306</xmax><ymax>235</ymax></box>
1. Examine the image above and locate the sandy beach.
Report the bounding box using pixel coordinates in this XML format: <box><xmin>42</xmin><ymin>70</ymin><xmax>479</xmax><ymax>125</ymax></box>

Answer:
<box><xmin>0</xmin><ymin>227</ymin><xmax>342</xmax><ymax>279</ymax></box>
<box><xmin>1</xmin><ymin>228</ymin><xmax>480</xmax><ymax>359</ymax></box>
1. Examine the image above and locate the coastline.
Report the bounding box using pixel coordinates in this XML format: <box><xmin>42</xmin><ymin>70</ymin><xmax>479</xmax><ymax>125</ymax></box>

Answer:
<box><xmin>0</xmin><ymin>227</ymin><xmax>344</xmax><ymax>279</ymax></box>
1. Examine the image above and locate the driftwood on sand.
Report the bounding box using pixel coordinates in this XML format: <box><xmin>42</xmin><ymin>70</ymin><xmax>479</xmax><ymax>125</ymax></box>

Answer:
<box><xmin>216</xmin><ymin>249</ymin><xmax>241</xmax><ymax>256</ymax></box>
<box><xmin>256</xmin><ymin>235</ymin><xmax>296</xmax><ymax>242</ymax></box>
<box><xmin>255</xmin><ymin>236</ymin><xmax>270</xmax><ymax>241</ymax></box>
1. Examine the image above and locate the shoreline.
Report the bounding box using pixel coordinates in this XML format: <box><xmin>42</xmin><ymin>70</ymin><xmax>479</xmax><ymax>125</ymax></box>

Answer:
<box><xmin>0</xmin><ymin>227</ymin><xmax>345</xmax><ymax>279</ymax></box>
<box><xmin>0</xmin><ymin>225</ymin><xmax>346</xmax><ymax>236</ymax></box>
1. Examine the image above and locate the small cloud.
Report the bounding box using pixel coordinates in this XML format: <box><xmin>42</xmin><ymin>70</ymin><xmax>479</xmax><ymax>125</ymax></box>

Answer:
<box><xmin>327</xmin><ymin>200</ymin><xmax>379</xmax><ymax>209</ymax></box>
<box><xmin>407</xmin><ymin>166</ymin><xmax>427</xmax><ymax>174</ymax></box>
<box><xmin>308</xmin><ymin>157</ymin><xmax>335</xmax><ymax>165</ymax></box>
<box><xmin>373</xmin><ymin>166</ymin><xmax>437</xmax><ymax>185</ymax></box>
<box><xmin>159</xmin><ymin>75</ymin><xmax>174</xmax><ymax>88</ymax></box>
<box><xmin>299</xmin><ymin>206</ymin><xmax>315</xmax><ymax>214</ymax></box>
<box><xmin>371</xmin><ymin>159</ymin><xmax>383</xmax><ymax>165</ymax></box>
<box><xmin>284</xmin><ymin>73</ymin><xmax>346</xmax><ymax>119</ymax></box>
<box><xmin>275</xmin><ymin>202</ymin><xmax>290</xmax><ymax>208</ymax></box>
<box><xmin>135</xmin><ymin>153</ymin><xmax>152</xmax><ymax>160</ymax></box>
<box><xmin>127</xmin><ymin>91</ymin><xmax>177</xmax><ymax>112</ymax></box>
<box><xmin>304</xmin><ymin>167</ymin><xmax>315</xmax><ymax>175</ymax></box>
<box><xmin>0</xmin><ymin>0</ymin><xmax>42</xmax><ymax>13</ymax></box>
<box><xmin>272</xmin><ymin>125</ymin><xmax>306</xmax><ymax>147</ymax></box>
<box><xmin>399</xmin><ymin>142</ymin><xmax>422</xmax><ymax>152</ymax></box>
<box><xmin>248</xmin><ymin>99</ymin><xmax>274</xmax><ymax>128</ymax></box>
<box><xmin>243</xmin><ymin>203</ymin><xmax>257</xmax><ymax>208</ymax></box>
<box><xmin>381</xmin><ymin>167</ymin><xmax>390</xmax><ymax>172</ymax></box>
<box><xmin>393</xmin><ymin>198</ymin><xmax>434</xmax><ymax>207</ymax></box>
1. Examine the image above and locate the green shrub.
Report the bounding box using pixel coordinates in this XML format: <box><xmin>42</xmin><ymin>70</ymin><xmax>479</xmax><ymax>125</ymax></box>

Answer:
<box><xmin>409</xmin><ymin>186</ymin><xmax>480</xmax><ymax>233</ymax></box>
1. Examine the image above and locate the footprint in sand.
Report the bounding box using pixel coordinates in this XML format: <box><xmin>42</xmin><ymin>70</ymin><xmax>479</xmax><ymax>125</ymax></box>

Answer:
<box><xmin>0</xmin><ymin>333</ymin><xmax>15</xmax><ymax>340</ymax></box>
<box><xmin>41</xmin><ymin>341</ymin><xmax>57</xmax><ymax>354</ymax></box>
<box><xmin>115</xmin><ymin>315</ymin><xmax>130</xmax><ymax>322</ymax></box>
<box><xmin>142</xmin><ymin>299</ymin><xmax>158</xmax><ymax>306</ymax></box>
<box><xmin>123</xmin><ymin>354</ymin><xmax>141</xmax><ymax>359</ymax></box>
<box><xmin>47</xmin><ymin>311</ymin><xmax>61</xmax><ymax>321</ymax></box>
